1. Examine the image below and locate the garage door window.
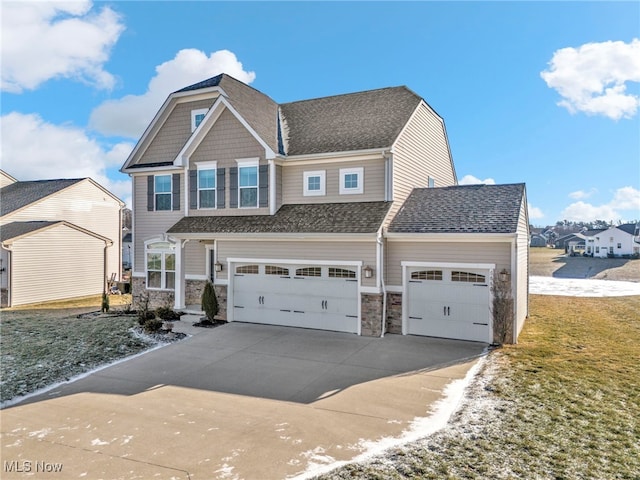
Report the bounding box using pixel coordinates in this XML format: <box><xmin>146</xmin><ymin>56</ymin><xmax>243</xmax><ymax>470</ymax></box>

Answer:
<box><xmin>411</xmin><ymin>270</ymin><xmax>443</xmax><ymax>280</ymax></box>
<box><xmin>265</xmin><ymin>265</ymin><xmax>289</xmax><ymax>276</ymax></box>
<box><xmin>296</xmin><ymin>267</ymin><xmax>322</xmax><ymax>277</ymax></box>
<box><xmin>451</xmin><ymin>271</ymin><xmax>486</xmax><ymax>283</ymax></box>
<box><xmin>236</xmin><ymin>265</ymin><xmax>259</xmax><ymax>274</ymax></box>
<box><xmin>329</xmin><ymin>267</ymin><xmax>356</xmax><ymax>278</ymax></box>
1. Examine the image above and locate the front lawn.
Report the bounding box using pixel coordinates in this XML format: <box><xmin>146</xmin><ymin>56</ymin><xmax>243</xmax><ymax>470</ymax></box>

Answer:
<box><xmin>318</xmin><ymin>295</ymin><xmax>640</xmax><ymax>479</ymax></box>
<box><xmin>0</xmin><ymin>310</ymin><xmax>156</xmax><ymax>405</ymax></box>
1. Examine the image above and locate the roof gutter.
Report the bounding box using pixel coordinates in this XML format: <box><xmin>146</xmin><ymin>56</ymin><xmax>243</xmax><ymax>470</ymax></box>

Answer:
<box><xmin>282</xmin><ymin>147</ymin><xmax>389</xmax><ymax>162</ymax></box>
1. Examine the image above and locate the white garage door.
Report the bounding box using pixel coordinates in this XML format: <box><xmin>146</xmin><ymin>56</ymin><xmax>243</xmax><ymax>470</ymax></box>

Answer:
<box><xmin>406</xmin><ymin>266</ymin><xmax>491</xmax><ymax>343</ymax></box>
<box><xmin>232</xmin><ymin>263</ymin><xmax>359</xmax><ymax>333</ymax></box>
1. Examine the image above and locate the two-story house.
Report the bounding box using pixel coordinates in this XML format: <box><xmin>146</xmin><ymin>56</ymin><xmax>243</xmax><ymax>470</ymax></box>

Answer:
<box><xmin>122</xmin><ymin>74</ymin><xmax>529</xmax><ymax>343</ymax></box>
<box><xmin>584</xmin><ymin>224</ymin><xmax>640</xmax><ymax>257</ymax></box>
<box><xmin>0</xmin><ymin>170</ymin><xmax>124</xmax><ymax>307</ymax></box>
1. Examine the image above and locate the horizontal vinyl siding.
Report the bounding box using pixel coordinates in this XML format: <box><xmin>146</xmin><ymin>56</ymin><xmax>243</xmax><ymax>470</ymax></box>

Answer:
<box><xmin>185</xmin><ymin>240</ymin><xmax>206</xmax><ymax>276</ymax></box>
<box><xmin>189</xmin><ymin>108</ymin><xmax>269</xmax><ymax>217</ymax></box>
<box><xmin>515</xmin><ymin>198</ymin><xmax>530</xmax><ymax>339</ymax></box>
<box><xmin>386</xmin><ymin>241</ymin><xmax>511</xmax><ymax>286</ymax></box>
<box><xmin>133</xmin><ymin>172</ymin><xmax>185</xmax><ymax>272</ymax></box>
<box><xmin>4</xmin><ymin>180</ymin><xmax>122</xmax><ymax>281</ymax></box>
<box><xmin>10</xmin><ymin>225</ymin><xmax>105</xmax><ymax>306</ymax></box>
<box><xmin>281</xmin><ymin>158</ymin><xmax>385</xmax><ymax>204</ymax></box>
<box><xmin>216</xmin><ymin>239</ymin><xmax>377</xmax><ymax>287</ymax></box>
<box><xmin>139</xmin><ymin>99</ymin><xmax>214</xmax><ymax>166</ymax></box>
<box><xmin>388</xmin><ymin>103</ymin><xmax>456</xmax><ymax>222</ymax></box>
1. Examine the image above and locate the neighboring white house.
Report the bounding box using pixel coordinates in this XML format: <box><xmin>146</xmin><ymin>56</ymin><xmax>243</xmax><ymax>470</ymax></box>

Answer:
<box><xmin>584</xmin><ymin>224</ymin><xmax>640</xmax><ymax>258</ymax></box>
<box><xmin>0</xmin><ymin>171</ymin><xmax>125</xmax><ymax>307</ymax></box>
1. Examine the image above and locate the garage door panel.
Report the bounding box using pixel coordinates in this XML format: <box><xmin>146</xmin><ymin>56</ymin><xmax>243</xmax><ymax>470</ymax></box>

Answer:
<box><xmin>406</xmin><ymin>267</ymin><xmax>491</xmax><ymax>343</ymax></box>
<box><xmin>232</xmin><ymin>263</ymin><xmax>359</xmax><ymax>334</ymax></box>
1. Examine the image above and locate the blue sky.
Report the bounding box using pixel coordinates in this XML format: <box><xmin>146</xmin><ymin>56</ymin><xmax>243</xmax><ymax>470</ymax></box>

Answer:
<box><xmin>2</xmin><ymin>1</ymin><xmax>639</xmax><ymax>226</ymax></box>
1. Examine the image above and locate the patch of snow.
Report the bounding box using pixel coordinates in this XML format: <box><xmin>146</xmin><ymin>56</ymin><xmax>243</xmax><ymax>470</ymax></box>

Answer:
<box><xmin>91</xmin><ymin>438</ymin><xmax>109</xmax><ymax>446</ymax></box>
<box><xmin>289</xmin><ymin>354</ymin><xmax>487</xmax><ymax>480</ymax></box>
<box><xmin>28</xmin><ymin>428</ymin><xmax>52</xmax><ymax>439</ymax></box>
<box><xmin>0</xmin><ymin>343</ymin><xmax>170</xmax><ymax>409</ymax></box>
<box><xmin>530</xmin><ymin>276</ymin><xmax>640</xmax><ymax>297</ymax></box>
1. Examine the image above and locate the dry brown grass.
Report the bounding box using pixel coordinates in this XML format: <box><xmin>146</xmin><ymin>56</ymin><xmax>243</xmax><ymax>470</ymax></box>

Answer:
<box><xmin>1</xmin><ymin>294</ymin><xmax>132</xmax><ymax>312</ymax></box>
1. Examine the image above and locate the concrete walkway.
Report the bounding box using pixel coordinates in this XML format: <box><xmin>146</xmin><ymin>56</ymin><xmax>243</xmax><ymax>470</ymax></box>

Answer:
<box><xmin>1</xmin><ymin>322</ymin><xmax>486</xmax><ymax>479</ymax></box>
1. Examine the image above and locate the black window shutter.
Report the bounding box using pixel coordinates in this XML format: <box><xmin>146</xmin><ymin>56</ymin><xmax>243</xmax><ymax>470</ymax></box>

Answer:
<box><xmin>229</xmin><ymin>167</ymin><xmax>238</xmax><ymax>208</ymax></box>
<box><xmin>147</xmin><ymin>175</ymin><xmax>154</xmax><ymax>211</ymax></box>
<box><xmin>217</xmin><ymin>168</ymin><xmax>225</xmax><ymax>208</ymax></box>
<box><xmin>259</xmin><ymin>164</ymin><xmax>269</xmax><ymax>208</ymax></box>
<box><xmin>172</xmin><ymin>173</ymin><xmax>181</xmax><ymax>210</ymax></box>
<box><xmin>189</xmin><ymin>170</ymin><xmax>197</xmax><ymax>209</ymax></box>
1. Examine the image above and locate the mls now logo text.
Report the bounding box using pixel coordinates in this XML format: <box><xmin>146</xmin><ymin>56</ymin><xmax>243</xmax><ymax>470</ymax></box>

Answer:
<box><xmin>4</xmin><ymin>460</ymin><xmax>63</xmax><ymax>473</ymax></box>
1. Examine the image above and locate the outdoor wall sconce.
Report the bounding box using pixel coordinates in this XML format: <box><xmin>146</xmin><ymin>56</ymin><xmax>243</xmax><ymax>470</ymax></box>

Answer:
<box><xmin>363</xmin><ymin>265</ymin><xmax>373</xmax><ymax>278</ymax></box>
<box><xmin>214</xmin><ymin>262</ymin><xmax>223</xmax><ymax>272</ymax></box>
<box><xmin>499</xmin><ymin>268</ymin><xmax>511</xmax><ymax>282</ymax></box>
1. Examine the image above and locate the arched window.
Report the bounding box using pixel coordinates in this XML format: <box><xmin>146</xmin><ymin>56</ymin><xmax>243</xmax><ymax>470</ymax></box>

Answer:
<box><xmin>145</xmin><ymin>239</ymin><xmax>176</xmax><ymax>290</ymax></box>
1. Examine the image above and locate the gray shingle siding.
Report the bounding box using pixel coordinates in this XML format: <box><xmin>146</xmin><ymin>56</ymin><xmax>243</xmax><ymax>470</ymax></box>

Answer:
<box><xmin>388</xmin><ymin>184</ymin><xmax>526</xmax><ymax>234</ymax></box>
<box><xmin>167</xmin><ymin>201</ymin><xmax>391</xmax><ymax>235</ymax></box>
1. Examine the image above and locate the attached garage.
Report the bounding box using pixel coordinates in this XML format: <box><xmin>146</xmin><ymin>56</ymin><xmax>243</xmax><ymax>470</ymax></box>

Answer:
<box><xmin>404</xmin><ymin>263</ymin><xmax>493</xmax><ymax>343</ymax></box>
<box><xmin>230</xmin><ymin>261</ymin><xmax>360</xmax><ymax>333</ymax></box>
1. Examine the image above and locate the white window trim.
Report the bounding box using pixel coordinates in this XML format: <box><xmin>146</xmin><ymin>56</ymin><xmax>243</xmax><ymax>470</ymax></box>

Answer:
<box><xmin>236</xmin><ymin>158</ymin><xmax>259</xmax><ymax>208</ymax></box>
<box><xmin>339</xmin><ymin>167</ymin><xmax>364</xmax><ymax>195</ymax></box>
<box><xmin>197</xmin><ymin>161</ymin><xmax>217</xmax><ymax>210</ymax></box>
<box><xmin>191</xmin><ymin>108</ymin><xmax>209</xmax><ymax>132</ymax></box>
<box><xmin>145</xmin><ymin>238</ymin><xmax>176</xmax><ymax>291</ymax></box>
<box><xmin>303</xmin><ymin>170</ymin><xmax>326</xmax><ymax>196</ymax></box>
<box><xmin>154</xmin><ymin>174</ymin><xmax>172</xmax><ymax>211</ymax></box>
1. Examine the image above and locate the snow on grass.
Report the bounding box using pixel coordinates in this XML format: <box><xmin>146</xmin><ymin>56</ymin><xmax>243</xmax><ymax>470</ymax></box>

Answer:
<box><xmin>530</xmin><ymin>275</ymin><xmax>640</xmax><ymax>296</ymax></box>
<box><xmin>290</xmin><ymin>353</ymin><xmax>488</xmax><ymax>480</ymax></box>
<box><xmin>0</xmin><ymin>311</ymin><xmax>184</xmax><ymax>408</ymax></box>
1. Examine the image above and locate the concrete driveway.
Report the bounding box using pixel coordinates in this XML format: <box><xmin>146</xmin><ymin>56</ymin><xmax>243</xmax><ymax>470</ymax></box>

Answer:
<box><xmin>1</xmin><ymin>321</ymin><xmax>486</xmax><ymax>479</ymax></box>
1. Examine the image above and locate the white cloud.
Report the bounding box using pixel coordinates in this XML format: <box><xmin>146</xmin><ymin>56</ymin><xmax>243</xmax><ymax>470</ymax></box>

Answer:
<box><xmin>528</xmin><ymin>205</ymin><xmax>544</xmax><ymax>220</ymax></box>
<box><xmin>561</xmin><ymin>186</ymin><xmax>640</xmax><ymax>222</ymax></box>
<box><xmin>89</xmin><ymin>49</ymin><xmax>256</xmax><ymax>138</ymax></box>
<box><xmin>541</xmin><ymin>39</ymin><xmax>640</xmax><ymax>120</ymax></box>
<box><xmin>0</xmin><ymin>112</ymin><xmax>133</xmax><ymax>206</ymax></box>
<box><xmin>1</xmin><ymin>1</ymin><xmax>124</xmax><ymax>93</ymax></box>
<box><xmin>568</xmin><ymin>188</ymin><xmax>597</xmax><ymax>200</ymax></box>
<box><xmin>458</xmin><ymin>175</ymin><xmax>496</xmax><ymax>185</ymax></box>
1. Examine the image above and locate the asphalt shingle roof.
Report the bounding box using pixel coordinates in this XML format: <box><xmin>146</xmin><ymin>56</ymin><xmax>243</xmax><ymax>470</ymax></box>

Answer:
<box><xmin>0</xmin><ymin>221</ymin><xmax>61</xmax><ymax>242</ymax></box>
<box><xmin>0</xmin><ymin>179</ymin><xmax>84</xmax><ymax>216</ymax></box>
<box><xmin>388</xmin><ymin>184</ymin><xmax>526</xmax><ymax>234</ymax></box>
<box><xmin>174</xmin><ymin>74</ymin><xmax>425</xmax><ymax>157</ymax></box>
<box><xmin>167</xmin><ymin>202</ymin><xmax>391</xmax><ymax>235</ymax></box>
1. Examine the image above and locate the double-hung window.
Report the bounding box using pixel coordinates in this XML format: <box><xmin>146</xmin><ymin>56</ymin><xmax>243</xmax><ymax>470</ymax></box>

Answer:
<box><xmin>191</xmin><ymin>108</ymin><xmax>208</xmax><ymax>132</ymax></box>
<box><xmin>339</xmin><ymin>167</ymin><xmax>364</xmax><ymax>195</ymax></box>
<box><xmin>238</xmin><ymin>161</ymin><xmax>258</xmax><ymax>208</ymax></box>
<box><xmin>303</xmin><ymin>170</ymin><xmax>326</xmax><ymax>196</ymax></box>
<box><xmin>198</xmin><ymin>163</ymin><xmax>216</xmax><ymax>209</ymax></box>
<box><xmin>146</xmin><ymin>241</ymin><xmax>175</xmax><ymax>290</ymax></box>
<box><xmin>154</xmin><ymin>175</ymin><xmax>172</xmax><ymax>210</ymax></box>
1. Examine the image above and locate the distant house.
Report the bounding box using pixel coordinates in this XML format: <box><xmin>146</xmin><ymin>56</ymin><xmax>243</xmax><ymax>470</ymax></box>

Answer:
<box><xmin>554</xmin><ymin>232</ymin><xmax>585</xmax><ymax>251</ymax></box>
<box><xmin>122</xmin><ymin>230</ymin><xmax>132</xmax><ymax>269</ymax></box>
<box><xmin>530</xmin><ymin>233</ymin><xmax>547</xmax><ymax>247</ymax></box>
<box><xmin>584</xmin><ymin>224</ymin><xmax>640</xmax><ymax>257</ymax></box>
<box><xmin>0</xmin><ymin>170</ymin><xmax>124</xmax><ymax>307</ymax></box>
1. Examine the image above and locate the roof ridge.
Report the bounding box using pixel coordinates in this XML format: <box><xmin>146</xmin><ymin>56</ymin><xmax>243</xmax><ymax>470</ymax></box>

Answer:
<box><xmin>280</xmin><ymin>85</ymin><xmax>415</xmax><ymax>106</ymax></box>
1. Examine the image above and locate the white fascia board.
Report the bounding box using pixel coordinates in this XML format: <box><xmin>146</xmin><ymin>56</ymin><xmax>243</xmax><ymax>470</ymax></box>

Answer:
<box><xmin>385</xmin><ymin>232</ymin><xmax>516</xmax><ymax>242</ymax></box>
<box><xmin>228</xmin><ymin>257</ymin><xmax>363</xmax><ymax>267</ymax></box>
<box><xmin>128</xmin><ymin>166</ymin><xmax>183</xmax><ymax>174</ymax></box>
<box><xmin>172</xmin><ymin>86</ymin><xmax>226</xmax><ymax>101</ymax></box>
<box><xmin>167</xmin><ymin>232</ymin><xmax>376</xmax><ymax>241</ymax></box>
<box><xmin>282</xmin><ymin>148</ymin><xmax>389</xmax><ymax>165</ymax></box>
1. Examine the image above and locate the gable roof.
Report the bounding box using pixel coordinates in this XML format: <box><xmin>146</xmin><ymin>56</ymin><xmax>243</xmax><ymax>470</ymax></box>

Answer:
<box><xmin>0</xmin><ymin>178</ymin><xmax>84</xmax><ymax>216</ymax></box>
<box><xmin>617</xmin><ymin>223</ymin><xmax>638</xmax><ymax>235</ymax></box>
<box><xmin>280</xmin><ymin>86</ymin><xmax>423</xmax><ymax>156</ymax></box>
<box><xmin>388</xmin><ymin>184</ymin><xmax>526</xmax><ymax>234</ymax></box>
<box><xmin>0</xmin><ymin>221</ymin><xmax>111</xmax><ymax>244</ymax></box>
<box><xmin>167</xmin><ymin>201</ymin><xmax>392</xmax><ymax>236</ymax></box>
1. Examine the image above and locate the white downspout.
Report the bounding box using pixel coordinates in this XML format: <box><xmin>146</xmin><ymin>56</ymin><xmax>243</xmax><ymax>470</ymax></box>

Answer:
<box><xmin>377</xmin><ymin>227</ymin><xmax>387</xmax><ymax>337</ymax></box>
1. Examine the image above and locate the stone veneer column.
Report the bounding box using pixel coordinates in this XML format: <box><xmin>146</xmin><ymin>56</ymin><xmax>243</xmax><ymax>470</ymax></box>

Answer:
<box><xmin>360</xmin><ymin>293</ymin><xmax>383</xmax><ymax>337</ymax></box>
<box><xmin>385</xmin><ymin>292</ymin><xmax>403</xmax><ymax>334</ymax></box>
